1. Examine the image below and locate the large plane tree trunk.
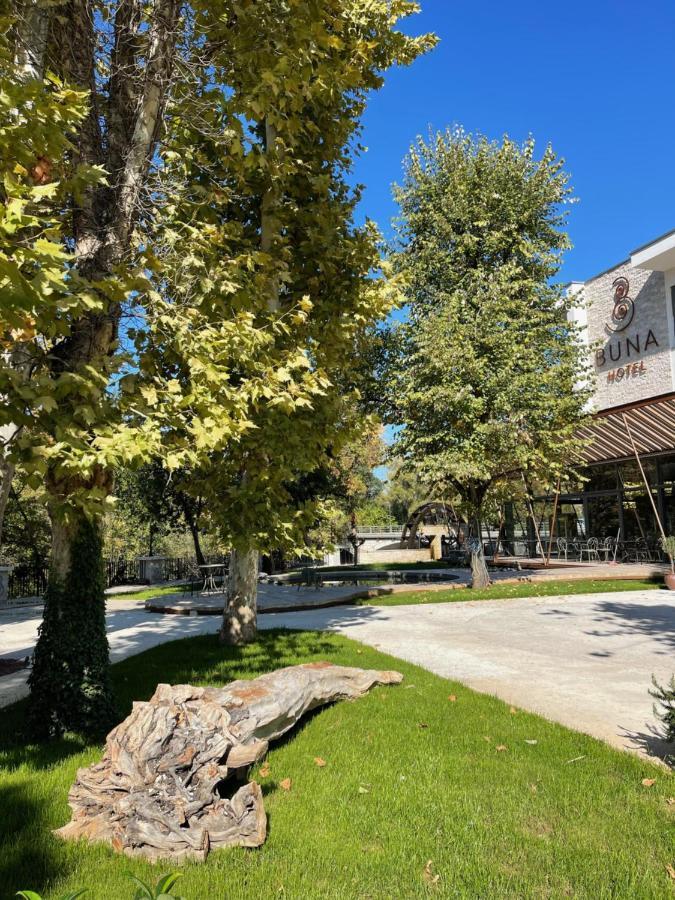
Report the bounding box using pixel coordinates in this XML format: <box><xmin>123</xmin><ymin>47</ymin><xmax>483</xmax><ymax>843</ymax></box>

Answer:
<box><xmin>220</xmin><ymin>548</ymin><xmax>259</xmax><ymax>645</ymax></box>
<box><xmin>28</xmin><ymin>510</ymin><xmax>117</xmax><ymax>738</ymax></box>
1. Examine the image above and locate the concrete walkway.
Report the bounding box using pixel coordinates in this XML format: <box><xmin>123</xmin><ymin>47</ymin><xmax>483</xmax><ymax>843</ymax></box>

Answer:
<box><xmin>1</xmin><ymin>589</ymin><xmax>673</xmax><ymax>761</ymax></box>
<box><xmin>264</xmin><ymin>589</ymin><xmax>675</xmax><ymax>759</ymax></box>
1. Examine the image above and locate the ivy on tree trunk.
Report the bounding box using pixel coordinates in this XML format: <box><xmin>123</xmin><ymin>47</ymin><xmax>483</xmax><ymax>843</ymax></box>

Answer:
<box><xmin>28</xmin><ymin>515</ymin><xmax>116</xmax><ymax>738</ymax></box>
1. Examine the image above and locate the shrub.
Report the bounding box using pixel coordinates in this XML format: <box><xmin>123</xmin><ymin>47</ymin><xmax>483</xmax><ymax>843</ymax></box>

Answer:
<box><xmin>658</xmin><ymin>535</ymin><xmax>675</xmax><ymax>574</ymax></box>
<box><xmin>650</xmin><ymin>674</ymin><xmax>675</xmax><ymax>744</ymax></box>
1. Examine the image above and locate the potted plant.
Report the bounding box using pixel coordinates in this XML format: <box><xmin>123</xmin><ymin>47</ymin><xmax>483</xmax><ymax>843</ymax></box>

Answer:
<box><xmin>659</xmin><ymin>535</ymin><xmax>675</xmax><ymax>590</ymax></box>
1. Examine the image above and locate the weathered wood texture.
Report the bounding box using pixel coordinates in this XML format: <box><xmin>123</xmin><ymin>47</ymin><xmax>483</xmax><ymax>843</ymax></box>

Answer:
<box><xmin>56</xmin><ymin>663</ymin><xmax>403</xmax><ymax>861</ymax></box>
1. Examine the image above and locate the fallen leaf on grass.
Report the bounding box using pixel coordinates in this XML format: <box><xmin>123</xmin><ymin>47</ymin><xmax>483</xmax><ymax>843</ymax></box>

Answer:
<box><xmin>448</xmin><ymin>694</ymin><xmax>457</xmax><ymax>702</ymax></box>
<box><xmin>279</xmin><ymin>778</ymin><xmax>292</xmax><ymax>791</ymax></box>
<box><xmin>422</xmin><ymin>860</ymin><xmax>440</xmax><ymax>886</ymax></box>
<box><xmin>483</xmin><ymin>736</ymin><xmax>491</xmax><ymax>743</ymax></box>
<box><xmin>524</xmin><ymin>739</ymin><xmax>538</xmax><ymax>745</ymax></box>
<box><xmin>417</xmin><ymin>722</ymin><xmax>429</xmax><ymax>729</ymax></box>
<box><xmin>510</xmin><ymin>706</ymin><xmax>517</xmax><ymax>714</ymax></box>
<box><xmin>259</xmin><ymin>762</ymin><xmax>271</xmax><ymax>778</ymax></box>
<box><xmin>642</xmin><ymin>778</ymin><xmax>656</xmax><ymax>787</ymax></box>
<box><xmin>358</xmin><ymin>783</ymin><xmax>371</xmax><ymax>794</ymax></box>
<box><xmin>666</xmin><ymin>863</ymin><xmax>675</xmax><ymax>880</ymax></box>
<box><xmin>314</xmin><ymin>757</ymin><xmax>326</xmax><ymax>767</ymax></box>
<box><xmin>496</xmin><ymin>744</ymin><xmax>508</xmax><ymax>752</ymax></box>
<box><xmin>666</xmin><ymin>798</ymin><xmax>674</xmax><ymax>806</ymax></box>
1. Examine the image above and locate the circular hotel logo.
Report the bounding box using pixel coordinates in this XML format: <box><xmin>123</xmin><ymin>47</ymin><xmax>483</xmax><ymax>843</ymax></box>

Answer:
<box><xmin>606</xmin><ymin>276</ymin><xmax>634</xmax><ymax>333</ymax></box>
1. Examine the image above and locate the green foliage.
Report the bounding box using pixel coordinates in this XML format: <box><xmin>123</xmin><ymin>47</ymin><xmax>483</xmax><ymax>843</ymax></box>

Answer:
<box><xmin>16</xmin><ymin>891</ymin><xmax>88</xmax><ymax>900</ymax></box>
<box><xmin>27</xmin><ymin>516</ymin><xmax>116</xmax><ymax>738</ymax></box>
<box><xmin>381</xmin><ymin>459</ymin><xmax>429</xmax><ymax>523</ymax></box>
<box><xmin>650</xmin><ymin>674</ymin><xmax>675</xmax><ymax>745</ymax></box>
<box><xmin>390</xmin><ymin>129</ymin><xmax>590</xmax><ymax>523</ymax></box>
<box><xmin>15</xmin><ymin>873</ymin><xmax>184</xmax><ymax>900</ymax></box>
<box><xmin>354</xmin><ymin>499</ymin><xmax>392</xmax><ymax>526</ymax></box>
<box><xmin>0</xmin><ymin>22</ymin><xmax>140</xmax><ymax>519</ymax></box>
<box><xmin>1</xmin><ymin>472</ymin><xmax>50</xmax><ymax>566</ymax></box>
<box><xmin>128</xmin><ymin>872</ymin><xmax>184</xmax><ymax>900</ymax></box>
<box><xmin>659</xmin><ymin>535</ymin><xmax>675</xmax><ymax>573</ymax></box>
<box><xmin>134</xmin><ymin>0</ymin><xmax>435</xmax><ymax>555</ymax></box>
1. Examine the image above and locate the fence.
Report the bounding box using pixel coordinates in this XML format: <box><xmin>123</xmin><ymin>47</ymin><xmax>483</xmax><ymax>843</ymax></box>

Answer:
<box><xmin>105</xmin><ymin>557</ymin><xmax>142</xmax><ymax>587</ymax></box>
<box><xmin>8</xmin><ymin>564</ymin><xmax>49</xmax><ymax>600</ymax></box>
<box><xmin>6</xmin><ymin>555</ymin><xmax>230</xmax><ymax>601</ymax></box>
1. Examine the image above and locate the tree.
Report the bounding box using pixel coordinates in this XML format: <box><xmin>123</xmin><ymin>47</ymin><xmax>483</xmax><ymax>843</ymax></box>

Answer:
<box><xmin>3</xmin><ymin>0</ymin><xmax>184</xmax><ymax>735</ymax></box>
<box><xmin>382</xmin><ymin>458</ymin><xmax>429</xmax><ymax>524</ymax></box>
<box><xmin>390</xmin><ymin>130</ymin><xmax>590</xmax><ymax>588</ymax></box>
<box><xmin>137</xmin><ymin>0</ymin><xmax>435</xmax><ymax>643</ymax></box>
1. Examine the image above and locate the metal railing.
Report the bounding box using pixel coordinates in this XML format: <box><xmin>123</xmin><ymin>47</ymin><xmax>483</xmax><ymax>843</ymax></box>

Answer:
<box><xmin>8</xmin><ymin>564</ymin><xmax>49</xmax><ymax>600</ymax></box>
<box><xmin>353</xmin><ymin>523</ymin><xmax>404</xmax><ymax>535</ymax></box>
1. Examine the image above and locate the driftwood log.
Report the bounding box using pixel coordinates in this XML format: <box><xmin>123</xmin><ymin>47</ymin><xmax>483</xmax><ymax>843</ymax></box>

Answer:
<box><xmin>56</xmin><ymin>662</ymin><xmax>402</xmax><ymax>861</ymax></box>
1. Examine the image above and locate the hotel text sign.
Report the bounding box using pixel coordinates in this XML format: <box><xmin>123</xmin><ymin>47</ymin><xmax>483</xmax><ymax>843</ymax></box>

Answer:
<box><xmin>594</xmin><ymin>277</ymin><xmax>659</xmax><ymax>385</ymax></box>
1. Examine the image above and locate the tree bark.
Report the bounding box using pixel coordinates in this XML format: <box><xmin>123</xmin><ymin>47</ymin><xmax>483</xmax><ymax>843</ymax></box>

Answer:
<box><xmin>189</xmin><ymin>522</ymin><xmax>205</xmax><ymax>566</ymax></box>
<box><xmin>469</xmin><ymin>516</ymin><xmax>490</xmax><ymax>590</ymax></box>
<box><xmin>55</xmin><ymin>663</ymin><xmax>403</xmax><ymax>861</ymax></box>
<box><xmin>0</xmin><ymin>453</ymin><xmax>15</xmax><ymax>552</ymax></box>
<box><xmin>220</xmin><ymin>548</ymin><xmax>259</xmax><ymax>645</ymax></box>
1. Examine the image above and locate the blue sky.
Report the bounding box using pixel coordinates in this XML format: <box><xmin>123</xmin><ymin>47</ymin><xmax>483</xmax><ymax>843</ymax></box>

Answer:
<box><xmin>352</xmin><ymin>0</ymin><xmax>675</xmax><ymax>284</ymax></box>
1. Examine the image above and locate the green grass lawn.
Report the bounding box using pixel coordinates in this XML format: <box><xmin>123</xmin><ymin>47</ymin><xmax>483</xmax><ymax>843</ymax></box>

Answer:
<box><xmin>105</xmin><ymin>584</ymin><xmax>192</xmax><ymax>602</ymax></box>
<box><xmin>0</xmin><ymin>631</ymin><xmax>672</xmax><ymax>899</ymax></box>
<box><xmin>362</xmin><ymin>578</ymin><xmax>664</xmax><ymax>607</ymax></box>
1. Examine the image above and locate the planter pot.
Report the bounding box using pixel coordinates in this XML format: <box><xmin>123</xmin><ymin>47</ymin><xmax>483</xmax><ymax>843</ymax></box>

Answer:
<box><xmin>664</xmin><ymin>573</ymin><xmax>675</xmax><ymax>591</ymax></box>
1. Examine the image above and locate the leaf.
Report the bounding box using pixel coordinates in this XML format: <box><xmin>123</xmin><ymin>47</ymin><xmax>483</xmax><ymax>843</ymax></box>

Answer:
<box><xmin>495</xmin><ymin>745</ymin><xmax>508</xmax><ymax>752</ymax></box>
<box><xmin>417</xmin><ymin>722</ymin><xmax>429</xmax><ymax>729</ymax></box>
<box><xmin>510</xmin><ymin>706</ymin><xmax>517</xmax><ymax>714</ymax></box>
<box><xmin>422</xmin><ymin>860</ymin><xmax>440</xmax><ymax>886</ymax></box>
<box><xmin>259</xmin><ymin>762</ymin><xmax>271</xmax><ymax>777</ymax></box>
<box><xmin>447</xmin><ymin>694</ymin><xmax>457</xmax><ymax>702</ymax></box>
<box><xmin>357</xmin><ymin>783</ymin><xmax>370</xmax><ymax>794</ymax></box>
<box><xmin>279</xmin><ymin>778</ymin><xmax>292</xmax><ymax>791</ymax></box>
<box><xmin>524</xmin><ymin>739</ymin><xmax>538</xmax><ymax>745</ymax></box>
<box><xmin>642</xmin><ymin>778</ymin><xmax>656</xmax><ymax>787</ymax></box>
<box><xmin>127</xmin><ymin>875</ymin><xmax>153</xmax><ymax>899</ymax></box>
<box><xmin>155</xmin><ymin>873</ymin><xmax>182</xmax><ymax>895</ymax></box>
<box><xmin>666</xmin><ymin>864</ymin><xmax>675</xmax><ymax>880</ymax></box>
<box><xmin>314</xmin><ymin>757</ymin><xmax>326</xmax><ymax>767</ymax></box>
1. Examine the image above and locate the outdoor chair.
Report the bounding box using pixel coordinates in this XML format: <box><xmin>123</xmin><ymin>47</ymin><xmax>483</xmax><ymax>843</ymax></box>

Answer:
<box><xmin>556</xmin><ymin>537</ymin><xmax>569</xmax><ymax>561</ymax></box>
<box><xmin>599</xmin><ymin>536</ymin><xmax>617</xmax><ymax>561</ymax></box>
<box><xmin>580</xmin><ymin>537</ymin><xmax>600</xmax><ymax>562</ymax></box>
<box><xmin>183</xmin><ymin>561</ymin><xmax>204</xmax><ymax>596</ymax></box>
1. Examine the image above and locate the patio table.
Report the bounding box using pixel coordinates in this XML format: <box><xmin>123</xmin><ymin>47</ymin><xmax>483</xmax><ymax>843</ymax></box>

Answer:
<box><xmin>198</xmin><ymin>563</ymin><xmax>227</xmax><ymax>594</ymax></box>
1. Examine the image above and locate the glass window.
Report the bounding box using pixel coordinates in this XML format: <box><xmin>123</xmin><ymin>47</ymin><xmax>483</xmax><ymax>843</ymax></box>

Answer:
<box><xmin>585</xmin><ymin>464</ymin><xmax>618</xmax><ymax>492</ymax></box>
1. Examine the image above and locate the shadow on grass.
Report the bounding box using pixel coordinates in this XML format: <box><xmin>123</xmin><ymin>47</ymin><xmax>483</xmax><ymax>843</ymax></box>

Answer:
<box><xmin>0</xmin><ymin>779</ymin><xmax>70</xmax><ymax>896</ymax></box>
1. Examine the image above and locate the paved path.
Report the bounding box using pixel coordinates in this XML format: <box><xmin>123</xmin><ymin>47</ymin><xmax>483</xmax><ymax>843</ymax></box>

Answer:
<box><xmin>1</xmin><ymin>589</ymin><xmax>673</xmax><ymax>760</ymax></box>
<box><xmin>264</xmin><ymin>590</ymin><xmax>675</xmax><ymax>759</ymax></box>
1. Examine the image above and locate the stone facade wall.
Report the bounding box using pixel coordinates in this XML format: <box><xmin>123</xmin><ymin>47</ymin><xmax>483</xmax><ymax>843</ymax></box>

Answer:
<box><xmin>584</xmin><ymin>260</ymin><xmax>672</xmax><ymax>411</ymax></box>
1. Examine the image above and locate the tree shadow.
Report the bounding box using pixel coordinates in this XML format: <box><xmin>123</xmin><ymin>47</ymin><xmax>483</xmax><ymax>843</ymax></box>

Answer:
<box><xmin>619</xmin><ymin>721</ymin><xmax>674</xmax><ymax>766</ymax></box>
<box><xmin>0</xmin><ymin>779</ymin><xmax>71</xmax><ymax>896</ymax></box>
<box><xmin>583</xmin><ymin>599</ymin><xmax>675</xmax><ymax>656</ymax></box>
